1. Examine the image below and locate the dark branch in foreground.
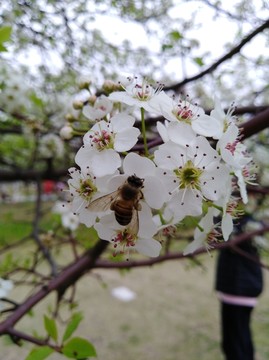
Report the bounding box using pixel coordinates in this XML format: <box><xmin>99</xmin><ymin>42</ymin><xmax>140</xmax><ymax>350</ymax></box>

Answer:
<box><xmin>0</xmin><ymin>240</ymin><xmax>108</xmax><ymax>335</ymax></box>
<box><xmin>239</xmin><ymin>107</ymin><xmax>269</xmax><ymax>140</ymax></box>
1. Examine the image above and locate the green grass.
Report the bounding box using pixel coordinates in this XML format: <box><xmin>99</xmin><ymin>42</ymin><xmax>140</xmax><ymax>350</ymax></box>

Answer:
<box><xmin>0</xmin><ymin>202</ymin><xmax>34</xmax><ymax>245</ymax></box>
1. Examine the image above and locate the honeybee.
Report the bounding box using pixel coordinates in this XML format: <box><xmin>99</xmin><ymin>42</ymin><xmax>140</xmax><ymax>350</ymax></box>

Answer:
<box><xmin>88</xmin><ymin>175</ymin><xmax>144</xmax><ymax>233</ymax></box>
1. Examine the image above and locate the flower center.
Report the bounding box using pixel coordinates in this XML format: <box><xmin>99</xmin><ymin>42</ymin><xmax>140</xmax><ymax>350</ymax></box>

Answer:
<box><xmin>129</xmin><ymin>78</ymin><xmax>163</xmax><ymax>101</ymax></box>
<box><xmin>90</xmin><ymin>129</ymin><xmax>114</xmax><ymax>150</ymax></box>
<box><xmin>77</xmin><ymin>179</ymin><xmax>97</xmax><ymax>202</ymax></box>
<box><xmin>206</xmin><ymin>227</ymin><xmax>221</xmax><ymax>248</ymax></box>
<box><xmin>112</xmin><ymin>229</ymin><xmax>136</xmax><ymax>255</ymax></box>
<box><xmin>225</xmin><ymin>140</ymin><xmax>238</xmax><ymax>155</ymax></box>
<box><xmin>173</xmin><ymin>105</ymin><xmax>193</xmax><ymax>123</ymax></box>
<box><xmin>174</xmin><ymin>160</ymin><xmax>203</xmax><ymax>190</ymax></box>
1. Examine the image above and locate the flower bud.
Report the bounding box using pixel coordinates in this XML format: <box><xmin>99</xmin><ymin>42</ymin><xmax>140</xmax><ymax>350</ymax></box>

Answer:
<box><xmin>60</xmin><ymin>125</ymin><xmax>73</xmax><ymax>140</ymax></box>
<box><xmin>72</xmin><ymin>100</ymin><xmax>84</xmax><ymax>110</ymax></box>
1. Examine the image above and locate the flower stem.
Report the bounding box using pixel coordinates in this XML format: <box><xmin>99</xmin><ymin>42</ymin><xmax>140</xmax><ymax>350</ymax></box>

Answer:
<box><xmin>140</xmin><ymin>107</ymin><xmax>149</xmax><ymax>157</ymax></box>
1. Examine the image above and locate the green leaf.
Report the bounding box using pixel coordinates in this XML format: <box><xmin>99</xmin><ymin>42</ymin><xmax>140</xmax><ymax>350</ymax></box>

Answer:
<box><xmin>193</xmin><ymin>57</ymin><xmax>204</xmax><ymax>67</ymax></box>
<box><xmin>161</xmin><ymin>43</ymin><xmax>173</xmax><ymax>52</ymax></box>
<box><xmin>0</xmin><ymin>26</ymin><xmax>12</xmax><ymax>44</ymax></box>
<box><xmin>62</xmin><ymin>312</ymin><xmax>83</xmax><ymax>343</ymax></box>
<box><xmin>25</xmin><ymin>346</ymin><xmax>54</xmax><ymax>360</ymax></box>
<box><xmin>169</xmin><ymin>30</ymin><xmax>183</xmax><ymax>41</ymax></box>
<box><xmin>29</xmin><ymin>93</ymin><xmax>44</xmax><ymax>108</ymax></box>
<box><xmin>62</xmin><ymin>337</ymin><xmax>97</xmax><ymax>359</ymax></box>
<box><xmin>0</xmin><ymin>44</ymin><xmax>7</xmax><ymax>52</ymax></box>
<box><xmin>44</xmin><ymin>315</ymin><xmax>58</xmax><ymax>342</ymax></box>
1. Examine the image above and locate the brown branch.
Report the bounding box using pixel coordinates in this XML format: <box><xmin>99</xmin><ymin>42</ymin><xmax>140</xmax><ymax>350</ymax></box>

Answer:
<box><xmin>0</xmin><ymin>168</ymin><xmax>68</xmax><ymax>182</ymax></box>
<box><xmin>165</xmin><ymin>18</ymin><xmax>269</xmax><ymax>92</ymax></box>
<box><xmin>8</xmin><ymin>328</ymin><xmax>60</xmax><ymax>350</ymax></box>
<box><xmin>32</xmin><ymin>180</ymin><xmax>58</xmax><ymax>276</ymax></box>
<box><xmin>0</xmin><ymin>240</ymin><xmax>108</xmax><ymax>335</ymax></box>
<box><xmin>239</xmin><ymin>107</ymin><xmax>269</xmax><ymax>140</ymax></box>
<box><xmin>93</xmin><ymin>225</ymin><xmax>269</xmax><ymax>269</ymax></box>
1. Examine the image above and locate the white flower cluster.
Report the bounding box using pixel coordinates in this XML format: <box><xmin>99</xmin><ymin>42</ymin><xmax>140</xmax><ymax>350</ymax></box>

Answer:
<box><xmin>67</xmin><ymin>76</ymin><xmax>254</xmax><ymax>257</ymax></box>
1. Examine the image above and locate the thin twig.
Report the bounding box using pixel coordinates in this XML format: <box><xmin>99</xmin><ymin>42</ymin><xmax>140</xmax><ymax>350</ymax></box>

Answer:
<box><xmin>165</xmin><ymin>18</ymin><xmax>269</xmax><ymax>92</ymax></box>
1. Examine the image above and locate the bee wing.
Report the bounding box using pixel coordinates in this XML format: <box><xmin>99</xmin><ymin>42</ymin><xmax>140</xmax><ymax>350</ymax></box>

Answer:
<box><xmin>127</xmin><ymin>209</ymin><xmax>139</xmax><ymax>236</ymax></box>
<box><xmin>88</xmin><ymin>190</ymin><xmax>120</xmax><ymax>212</ymax></box>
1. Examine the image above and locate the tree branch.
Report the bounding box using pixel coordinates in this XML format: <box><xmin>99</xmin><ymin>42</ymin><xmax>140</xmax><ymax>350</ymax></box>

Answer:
<box><xmin>0</xmin><ymin>240</ymin><xmax>108</xmax><ymax>334</ymax></box>
<box><xmin>239</xmin><ymin>107</ymin><xmax>269</xmax><ymax>140</ymax></box>
<box><xmin>93</xmin><ymin>225</ymin><xmax>269</xmax><ymax>269</ymax></box>
<box><xmin>165</xmin><ymin>17</ymin><xmax>269</xmax><ymax>92</ymax></box>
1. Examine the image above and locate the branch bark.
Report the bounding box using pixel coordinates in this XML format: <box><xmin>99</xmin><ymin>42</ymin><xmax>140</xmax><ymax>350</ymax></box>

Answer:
<box><xmin>239</xmin><ymin>106</ymin><xmax>269</xmax><ymax>140</ymax></box>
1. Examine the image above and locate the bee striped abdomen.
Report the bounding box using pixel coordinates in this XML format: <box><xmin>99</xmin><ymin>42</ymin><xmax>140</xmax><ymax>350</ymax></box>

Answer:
<box><xmin>111</xmin><ymin>200</ymin><xmax>133</xmax><ymax>225</ymax></box>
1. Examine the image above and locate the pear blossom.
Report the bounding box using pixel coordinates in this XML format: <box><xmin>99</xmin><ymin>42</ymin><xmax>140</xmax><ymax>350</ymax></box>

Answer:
<box><xmin>65</xmin><ymin>74</ymin><xmax>257</xmax><ymax>257</ymax></box>
<box><xmin>94</xmin><ymin>203</ymin><xmax>161</xmax><ymax>258</ymax></box>
<box><xmin>154</xmin><ymin>137</ymin><xmax>230</xmax><ymax>222</ymax></box>
<box><xmin>53</xmin><ymin>201</ymin><xmax>79</xmax><ymax>231</ymax></box>
<box><xmin>83</xmin><ymin>95</ymin><xmax>113</xmax><ymax>120</ymax></box>
<box><xmin>217</xmin><ymin>123</ymin><xmax>253</xmax><ymax>203</ymax></box>
<box><xmin>67</xmin><ymin>167</ymin><xmax>116</xmax><ymax>227</ymax></box>
<box><xmin>151</xmin><ymin>92</ymin><xmax>221</xmax><ymax>137</ymax></box>
<box><xmin>183</xmin><ymin>209</ymin><xmax>221</xmax><ymax>255</ymax></box>
<box><xmin>209</xmin><ymin>97</ymin><xmax>236</xmax><ymax>139</ymax></box>
<box><xmin>217</xmin><ymin>124</ymin><xmax>251</xmax><ymax>169</ymax></box>
<box><xmin>75</xmin><ymin>114</ymin><xmax>140</xmax><ymax>177</ymax></box>
<box><xmin>108</xmin><ymin>76</ymin><xmax>165</xmax><ymax>113</ymax></box>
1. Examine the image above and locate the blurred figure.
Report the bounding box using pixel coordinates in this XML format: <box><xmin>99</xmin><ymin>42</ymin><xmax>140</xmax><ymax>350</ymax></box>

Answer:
<box><xmin>215</xmin><ymin>216</ymin><xmax>263</xmax><ymax>360</ymax></box>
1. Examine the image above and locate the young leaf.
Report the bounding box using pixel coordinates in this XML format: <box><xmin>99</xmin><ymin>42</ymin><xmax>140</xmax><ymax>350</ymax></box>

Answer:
<box><xmin>169</xmin><ymin>30</ymin><xmax>183</xmax><ymax>41</ymax></box>
<box><xmin>44</xmin><ymin>315</ymin><xmax>58</xmax><ymax>342</ymax></box>
<box><xmin>62</xmin><ymin>337</ymin><xmax>97</xmax><ymax>359</ymax></box>
<box><xmin>62</xmin><ymin>312</ymin><xmax>83</xmax><ymax>343</ymax></box>
<box><xmin>0</xmin><ymin>26</ymin><xmax>12</xmax><ymax>43</ymax></box>
<box><xmin>0</xmin><ymin>26</ymin><xmax>12</xmax><ymax>52</ymax></box>
<box><xmin>193</xmin><ymin>57</ymin><xmax>204</xmax><ymax>67</ymax></box>
<box><xmin>25</xmin><ymin>346</ymin><xmax>54</xmax><ymax>360</ymax></box>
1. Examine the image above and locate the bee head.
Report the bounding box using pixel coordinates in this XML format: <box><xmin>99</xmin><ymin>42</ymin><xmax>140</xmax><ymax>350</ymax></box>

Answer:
<box><xmin>127</xmin><ymin>174</ymin><xmax>144</xmax><ymax>188</ymax></box>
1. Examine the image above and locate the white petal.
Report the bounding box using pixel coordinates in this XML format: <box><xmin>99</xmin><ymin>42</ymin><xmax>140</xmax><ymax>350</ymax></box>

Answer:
<box><xmin>94</xmin><ymin>215</ymin><xmax>116</xmax><ymax>240</ymax></box>
<box><xmin>109</xmin><ymin>91</ymin><xmax>137</xmax><ymax>106</ymax></box>
<box><xmin>183</xmin><ymin>238</ymin><xmax>202</xmax><ymax>255</ymax></box>
<box><xmin>111</xmin><ymin>113</ymin><xmax>135</xmax><ymax>131</ymax></box>
<box><xmin>78</xmin><ymin>209</ymin><xmax>98</xmax><ymax>227</ymax></box>
<box><xmin>167</xmin><ymin>122</ymin><xmax>196</xmax><ymax>146</ymax></box>
<box><xmin>200</xmin><ymin>164</ymin><xmax>230</xmax><ymax>201</ymax></box>
<box><xmin>154</xmin><ymin>141</ymin><xmax>184</xmax><ymax>170</ymax></box>
<box><xmin>123</xmin><ymin>152</ymin><xmax>155</xmax><ymax>177</ymax></box>
<box><xmin>76</xmin><ymin>148</ymin><xmax>121</xmax><ymax>177</ymax></box>
<box><xmin>138</xmin><ymin>203</ymin><xmax>158</xmax><ymax>237</ymax></box>
<box><xmin>135</xmin><ymin>238</ymin><xmax>162</xmax><ymax>257</ymax></box>
<box><xmin>222</xmin><ymin>214</ymin><xmax>233</xmax><ymax>241</ymax></box>
<box><xmin>156</xmin><ymin>121</ymin><xmax>169</xmax><ymax>142</ymax></box>
<box><xmin>235</xmin><ymin>169</ymin><xmax>248</xmax><ymax>204</ymax></box>
<box><xmin>143</xmin><ymin>176</ymin><xmax>168</xmax><ymax>209</ymax></box>
<box><xmin>114</xmin><ymin>128</ymin><xmax>140</xmax><ymax>152</ymax></box>
<box><xmin>166</xmin><ymin>190</ymin><xmax>203</xmax><ymax>223</ymax></box>
<box><xmin>192</xmin><ymin>114</ymin><xmax>223</xmax><ymax>137</ymax></box>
